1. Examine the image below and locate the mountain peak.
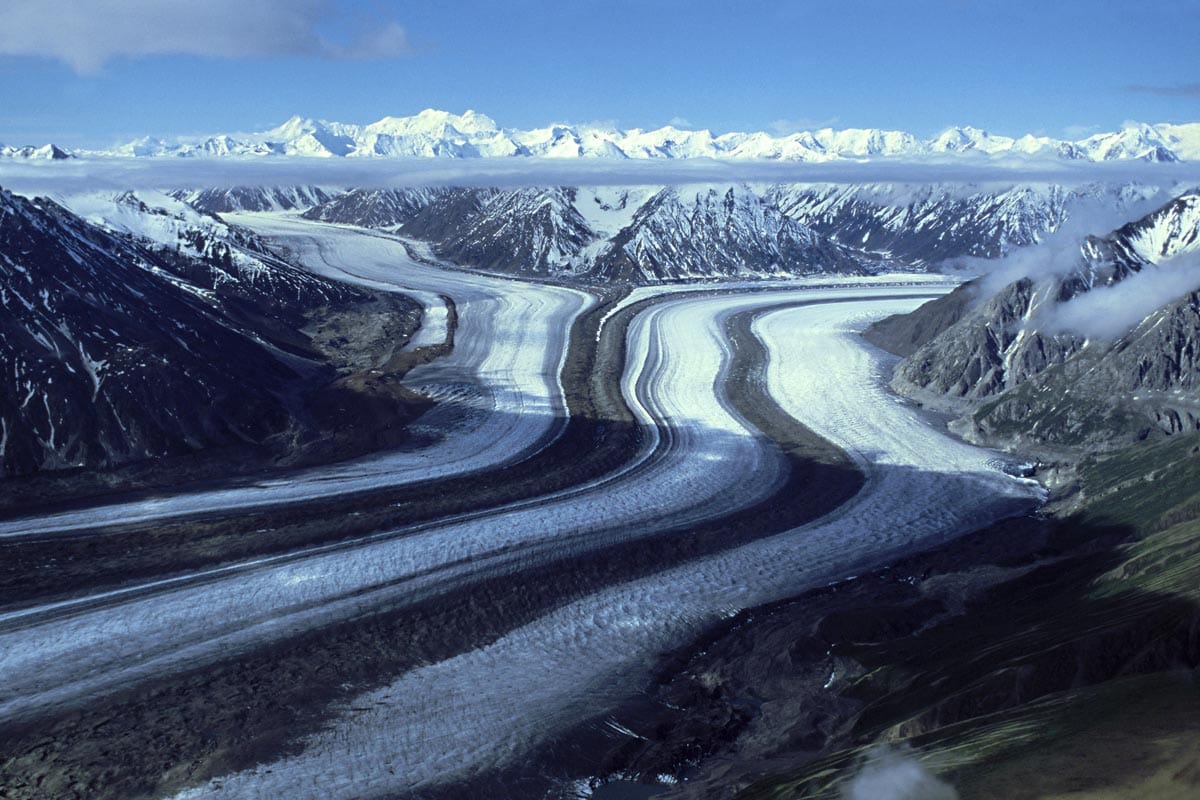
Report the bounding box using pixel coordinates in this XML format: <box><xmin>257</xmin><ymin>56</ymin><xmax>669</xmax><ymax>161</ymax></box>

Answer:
<box><xmin>266</xmin><ymin>115</ymin><xmax>329</xmax><ymax>138</ymax></box>
<box><xmin>86</xmin><ymin>110</ymin><xmax>1200</xmax><ymax>163</ymax></box>
<box><xmin>0</xmin><ymin>142</ymin><xmax>75</xmax><ymax>159</ymax></box>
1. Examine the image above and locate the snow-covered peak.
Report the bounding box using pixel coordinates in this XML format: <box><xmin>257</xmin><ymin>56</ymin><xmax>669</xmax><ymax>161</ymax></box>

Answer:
<box><xmin>107</xmin><ymin>136</ymin><xmax>169</xmax><ymax>157</ymax></box>
<box><xmin>1154</xmin><ymin>122</ymin><xmax>1200</xmax><ymax>161</ymax></box>
<box><xmin>514</xmin><ymin>125</ymin><xmax>628</xmax><ymax>159</ymax></box>
<box><xmin>620</xmin><ymin>125</ymin><xmax>720</xmax><ymax>158</ymax></box>
<box><xmin>354</xmin><ymin>109</ymin><xmax>519</xmax><ymax>157</ymax></box>
<box><xmin>364</xmin><ymin>108</ymin><xmax>500</xmax><ymax>137</ymax></box>
<box><xmin>1081</xmin><ymin>122</ymin><xmax>1178</xmax><ymax>162</ymax></box>
<box><xmin>1010</xmin><ymin>134</ymin><xmax>1087</xmax><ymax>160</ymax></box>
<box><xmin>0</xmin><ymin>142</ymin><xmax>74</xmax><ymax>159</ymax></box>
<box><xmin>1119</xmin><ymin>193</ymin><xmax>1200</xmax><ymax>262</ymax></box>
<box><xmin>930</xmin><ymin>126</ymin><xmax>1015</xmax><ymax>155</ymax></box>
<box><xmin>265</xmin><ymin>115</ymin><xmax>326</xmax><ymax>139</ymax></box>
<box><xmin>88</xmin><ymin>111</ymin><xmax>1200</xmax><ymax>162</ymax></box>
<box><xmin>813</xmin><ymin>127</ymin><xmax>921</xmax><ymax>158</ymax></box>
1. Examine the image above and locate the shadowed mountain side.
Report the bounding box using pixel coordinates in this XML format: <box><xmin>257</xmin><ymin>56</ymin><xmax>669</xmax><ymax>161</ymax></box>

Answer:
<box><xmin>0</xmin><ymin>288</ymin><xmax>430</xmax><ymax>514</ymax></box>
<box><xmin>0</xmin><ymin>290</ymin><xmax>924</xmax><ymax>611</ymax></box>
<box><xmin>0</xmin><ymin>186</ymin><xmax>426</xmax><ymax>493</ymax></box>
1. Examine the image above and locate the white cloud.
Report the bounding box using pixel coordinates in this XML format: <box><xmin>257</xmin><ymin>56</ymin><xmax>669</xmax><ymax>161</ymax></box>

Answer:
<box><xmin>2</xmin><ymin>152</ymin><xmax>1200</xmax><ymax>198</ymax></box>
<box><xmin>0</xmin><ymin>0</ymin><xmax>411</xmax><ymax>74</ymax></box>
<box><xmin>840</xmin><ymin>746</ymin><xmax>958</xmax><ymax>800</ymax></box>
<box><xmin>1042</xmin><ymin>251</ymin><xmax>1200</xmax><ymax>340</ymax></box>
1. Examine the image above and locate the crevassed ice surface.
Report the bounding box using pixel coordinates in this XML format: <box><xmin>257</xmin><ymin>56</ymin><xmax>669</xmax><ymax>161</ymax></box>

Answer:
<box><xmin>162</xmin><ymin>295</ymin><xmax>1042</xmax><ymax>800</ymax></box>
<box><xmin>0</xmin><ymin>285</ymin><xmax>832</xmax><ymax>720</ymax></box>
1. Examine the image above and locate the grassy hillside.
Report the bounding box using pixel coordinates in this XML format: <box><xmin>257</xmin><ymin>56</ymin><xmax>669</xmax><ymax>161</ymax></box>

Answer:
<box><xmin>734</xmin><ymin>432</ymin><xmax>1200</xmax><ymax>799</ymax></box>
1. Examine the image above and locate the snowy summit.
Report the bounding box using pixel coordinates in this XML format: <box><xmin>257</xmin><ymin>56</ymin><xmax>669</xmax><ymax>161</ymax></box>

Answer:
<box><xmin>88</xmin><ymin>110</ymin><xmax>1200</xmax><ymax>163</ymax></box>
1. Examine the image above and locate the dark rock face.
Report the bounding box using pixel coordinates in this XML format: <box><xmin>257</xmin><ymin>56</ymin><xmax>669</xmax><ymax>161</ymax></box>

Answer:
<box><xmin>412</xmin><ymin>187</ymin><xmax>595</xmax><ymax>276</ymax></box>
<box><xmin>172</xmin><ymin>186</ymin><xmax>335</xmax><ymax>214</ymax></box>
<box><xmin>591</xmin><ymin>186</ymin><xmax>869</xmax><ymax>282</ymax></box>
<box><xmin>876</xmin><ymin>192</ymin><xmax>1200</xmax><ymax>450</ymax></box>
<box><xmin>301</xmin><ymin>187</ymin><xmax>453</xmax><ymax>229</ymax></box>
<box><xmin>863</xmin><ymin>282</ymin><xmax>979</xmax><ymax>357</ymax></box>
<box><xmin>892</xmin><ymin>278</ymin><xmax>1085</xmax><ymax>404</ymax></box>
<box><xmin>0</xmin><ymin>187</ymin><xmax>360</xmax><ymax>478</ymax></box>
<box><xmin>960</xmin><ymin>292</ymin><xmax>1200</xmax><ymax>447</ymax></box>
<box><xmin>307</xmin><ymin>186</ymin><xmax>596</xmax><ymax>275</ymax></box>
<box><xmin>771</xmin><ymin>183</ymin><xmax>1081</xmax><ymax>264</ymax></box>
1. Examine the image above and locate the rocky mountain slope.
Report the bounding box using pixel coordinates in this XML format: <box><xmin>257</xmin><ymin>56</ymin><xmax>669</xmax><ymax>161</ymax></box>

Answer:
<box><xmin>88</xmin><ymin>110</ymin><xmax>1200</xmax><ymax>162</ymax></box>
<box><xmin>591</xmin><ymin>185</ymin><xmax>867</xmax><ymax>281</ymax></box>
<box><xmin>769</xmin><ymin>182</ymin><xmax>1155</xmax><ymax>264</ymax></box>
<box><xmin>868</xmin><ymin>191</ymin><xmax>1200</xmax><ymax>452</ymax></box>
<box><xmin>299</xmin><ymin>181</ymin><xmax>1165</xmax><ymax>282</ymax></box>
<box><xmin>304</xmin><ymin>184</ymin><xmax>875</xmax><ymax>281</ymax></box>
<box><xmin>0</xmin><ymin>186</ymin><xmax>367</xmax><ymax>479</ymax></box>
<box><xmin>169</xmin><ymin>185</ymin><xmax>336</xmax><ymax>213</ymax></box>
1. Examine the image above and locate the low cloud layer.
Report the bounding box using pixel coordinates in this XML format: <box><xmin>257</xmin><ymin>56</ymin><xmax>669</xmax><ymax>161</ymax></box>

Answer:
<box><xmin>1043</xmin><ymin>251</ymin><xmax>1200</xmax><ymax>340</ymax></box>
<box><xmin>0</xmin><ymin>0</ymin><xmax>411</xmax><ymax>74</ymax></box>
<box><xmin>2</xmin><ymin>153</ymin><xmax>1200</xmax><ymax>198</ymax></box>
<box><xmin>955</xmin><ymin>190</ymin><xmax>1174</xmax><ymax>297</ymax></box>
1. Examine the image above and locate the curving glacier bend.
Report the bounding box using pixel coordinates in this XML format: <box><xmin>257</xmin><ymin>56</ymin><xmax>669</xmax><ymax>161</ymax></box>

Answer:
<box><xmin>0</xmin><ymin>286</ymin><xmax>847</xmax><ymax>721</ymax></box>
<box><xmin>0</xmin><ymin>220</ymin><xmax>1043</xmax><ymax>799</ymax></box>
<box><xmin>151</xmin><ymin>295</ymin><xmax>1041</xmax><ymax>800</ymax></box>
<box><xmin>0</xmin><ymin>218</ymin><xmax>592</xmax><ymax>538</ymax></box>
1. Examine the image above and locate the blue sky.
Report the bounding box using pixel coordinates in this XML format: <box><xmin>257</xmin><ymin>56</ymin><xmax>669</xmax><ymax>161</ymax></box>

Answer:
<box><xmin>1</xmin><ymin>0</ymin><xmax>1197</xmax><ymax>148</ymax></box>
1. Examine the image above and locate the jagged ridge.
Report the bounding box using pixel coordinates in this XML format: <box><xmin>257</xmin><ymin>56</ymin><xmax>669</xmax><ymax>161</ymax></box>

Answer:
<box><xmin>302</xmin><ymin>184</ymin><xmax>876</xmax><ymax>281</ymax></box>
<box><xmin>0</xmin><ymin>187</ymin><xmax>363</xmax><ymax>478</ymax></box>
<box><xmin>872</xmin><ymin>192</ymin><xmax>1200</xmax><ymax>450</ymax></box>
<box><xmin>87</xmin><ymin>110</ymin><xmax>1200</xmax><ymax>163</ymax></box>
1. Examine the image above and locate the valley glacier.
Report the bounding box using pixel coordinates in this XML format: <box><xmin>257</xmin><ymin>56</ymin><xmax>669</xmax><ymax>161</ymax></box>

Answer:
<box><xmin>0</xmin><ymin>217</ymin><xmax>1042</xmax><ymax>799</ymax></box>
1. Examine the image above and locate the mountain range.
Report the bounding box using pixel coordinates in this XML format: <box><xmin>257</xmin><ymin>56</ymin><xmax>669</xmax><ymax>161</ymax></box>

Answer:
<box><xmin>296</xmin><ymin>182</ymin><xmax>1161</xmax><ymax>281</ymax></box>
<box><xmin>7</xmin><ymin>110</ymin><xmax>1200</xmax><ymax>162</ymax></box>
<box><xmin>0</xmin><ymin>143</ymin><xmax>72</xmax><ymax>160</ymax></box>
